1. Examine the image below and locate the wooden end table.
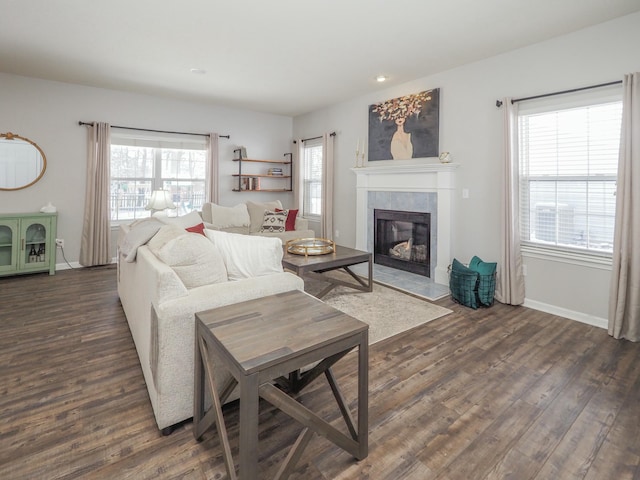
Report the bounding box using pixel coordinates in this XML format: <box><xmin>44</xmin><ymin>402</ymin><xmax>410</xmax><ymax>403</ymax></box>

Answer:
<box><xmin>282</xmin><ymin>244</ymin><xmax>373</xmax><ymax>299</ymax></box>
<box><xmin>194</xmin><ymin>289</ymin><xmax>369</xmax><ymax>480</ymax></box>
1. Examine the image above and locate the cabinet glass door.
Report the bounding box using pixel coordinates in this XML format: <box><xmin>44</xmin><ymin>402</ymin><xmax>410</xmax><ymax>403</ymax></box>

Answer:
<box><xmin>20</xmin><ymin>219</ymin><xmax>50</xmax><ymax>269</ymax></box>
<box><xmin>0</xmin><ymin>220</ymin><xmax>18</xmax><ymax>271</ymax></box>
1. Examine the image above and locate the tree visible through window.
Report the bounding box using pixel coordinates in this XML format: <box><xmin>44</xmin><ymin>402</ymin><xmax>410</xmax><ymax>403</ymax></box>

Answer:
<box><xmin>518</xmin><ymin>93</ymin><xmax>622</xmax><ymax>255</ymax></box>
<box><xmin>110</xmin><ymin>133</ymin><xmax>207</xmax><ymax>222</ymax></box>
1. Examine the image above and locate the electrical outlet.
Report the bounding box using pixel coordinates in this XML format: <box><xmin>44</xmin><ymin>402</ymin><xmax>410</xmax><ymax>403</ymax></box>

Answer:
<box><xmin>55</xmin><ymin>238</ymin><xmax>64</xmax><ymax>248</ymax></box>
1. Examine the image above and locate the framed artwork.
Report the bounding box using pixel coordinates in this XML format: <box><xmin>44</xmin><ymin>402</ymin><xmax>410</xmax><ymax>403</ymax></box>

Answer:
<box><xmin>368</xmin><ymin>88</ymin><xmax>440</xmax><ymax>161</ymax></box>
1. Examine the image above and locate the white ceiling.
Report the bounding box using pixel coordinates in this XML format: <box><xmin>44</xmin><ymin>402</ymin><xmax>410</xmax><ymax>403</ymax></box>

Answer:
<box><xmin>2</xmin><ymin>0</ymin><xmax>639</xmax><ymax>117</ymax></box>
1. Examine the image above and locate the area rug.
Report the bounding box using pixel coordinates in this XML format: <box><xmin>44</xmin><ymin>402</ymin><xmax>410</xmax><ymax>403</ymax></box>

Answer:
<box><xmin>304</xmin><ymin>273</ymin><xmax>452</xmax><ymax>345</ymax></box>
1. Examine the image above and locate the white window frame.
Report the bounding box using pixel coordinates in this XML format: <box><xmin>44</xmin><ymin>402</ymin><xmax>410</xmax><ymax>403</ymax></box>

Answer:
<box><xmin>110</xmin><ymin>131</ymin><xmax>208</xmax><ymax>224</ymax></box>
<box><xmin>301</xmin><ymin>138</ymin><xmax>323</xmax><ymax>220</ymax></box>
<box><xmin>516</xmin><ymin>86</ymin><xmax>622</xmax><ymax>266</ymax></box>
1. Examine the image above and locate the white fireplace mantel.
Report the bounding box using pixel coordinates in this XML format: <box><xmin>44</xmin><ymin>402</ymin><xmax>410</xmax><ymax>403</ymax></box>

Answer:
<box><xmin>351</xmin><ymin>162</ymin><xmax>458</xmax><ymax>285</ymax></box>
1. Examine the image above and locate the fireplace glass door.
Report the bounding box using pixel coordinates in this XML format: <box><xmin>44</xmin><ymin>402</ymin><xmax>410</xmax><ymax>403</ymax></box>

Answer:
<box><xmin>374</xmin><ymin>209</ymin><xmax>430</xmax><ymax>277</ymax></box>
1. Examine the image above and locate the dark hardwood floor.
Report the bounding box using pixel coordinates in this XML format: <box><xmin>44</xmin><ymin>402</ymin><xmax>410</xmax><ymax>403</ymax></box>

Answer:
<box><xmin>1</xmin><ymin>266</ymin><xmax>639</xmax><ymax>479</ymax></box>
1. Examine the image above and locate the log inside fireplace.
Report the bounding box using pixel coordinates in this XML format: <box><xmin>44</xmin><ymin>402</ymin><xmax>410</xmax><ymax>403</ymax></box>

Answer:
<box><xmin>374</xmin><ymin>209</ymin><xmax>430</xmax><ymax>277</ymax></box>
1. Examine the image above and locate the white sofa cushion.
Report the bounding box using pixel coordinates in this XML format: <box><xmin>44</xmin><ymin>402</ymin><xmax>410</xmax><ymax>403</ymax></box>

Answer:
<box><xmin>246</xmin><ymin>200</ymin><xmax>283</xmax><ymax>233</ymax></box>
<box><xmin>205</xmin><ymin>229</ymin><xmax>283</xmax><ymax>280</ymax></box>
<box><xmin>148</xmin><ymin>225</ymin><xmax>228</xmax><ymax>289</ymax></box>
<box><xmin>208</xmin><ymin>203</ymin><xmax>251</xmax><ymax>229</ymax></box>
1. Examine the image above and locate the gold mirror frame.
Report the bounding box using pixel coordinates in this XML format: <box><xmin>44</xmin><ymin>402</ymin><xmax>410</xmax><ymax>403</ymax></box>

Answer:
<box><xmin>0</xmin><ymin>132</ymin><xmax>47</xmax><ymax>191</ymax></box>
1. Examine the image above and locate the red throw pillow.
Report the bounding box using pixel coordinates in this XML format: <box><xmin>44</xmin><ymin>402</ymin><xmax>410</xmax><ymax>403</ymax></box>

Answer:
<box><xmin>276</xmin><ymin>208</ymin><xmax>298</xmax><ymax>231</ymax></box>
<box><xmin>185</xmin><ymin>222</ymin><xmax>206</xmax><ymax>236</ymax></box>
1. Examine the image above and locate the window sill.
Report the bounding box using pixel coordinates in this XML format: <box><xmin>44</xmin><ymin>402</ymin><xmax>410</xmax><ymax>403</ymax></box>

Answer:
<box><xmin>521</xmin><ymin>244</ymin><xmax>612</xmax><ymax>271</ymax></box>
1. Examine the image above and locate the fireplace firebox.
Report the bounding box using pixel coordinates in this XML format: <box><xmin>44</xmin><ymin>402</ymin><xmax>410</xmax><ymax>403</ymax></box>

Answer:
<box><xmin>374</xmin><ymin>209</ymin><xmax>430</xmax><ymax>277</ymax></box>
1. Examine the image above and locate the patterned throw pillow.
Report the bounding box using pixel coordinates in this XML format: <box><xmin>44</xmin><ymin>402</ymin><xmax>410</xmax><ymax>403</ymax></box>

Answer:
<box><xmin>259</xmin><ymin>210</ymin><xmax>288</xmax><ymax>233</ymax></box>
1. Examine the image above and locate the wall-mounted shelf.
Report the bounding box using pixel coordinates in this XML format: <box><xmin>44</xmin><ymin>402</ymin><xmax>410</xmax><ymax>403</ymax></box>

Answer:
<box><xmin>232</xmin><ymin>149</ymin><xmax>293</xmax><ymax>192</ymax></box>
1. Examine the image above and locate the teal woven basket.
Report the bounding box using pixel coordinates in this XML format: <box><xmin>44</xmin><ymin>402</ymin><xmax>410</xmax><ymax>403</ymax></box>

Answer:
<box><xmin>448</xmin><ymin>264</ymin><xmax>496</xmax><ymax>309</ymax></box>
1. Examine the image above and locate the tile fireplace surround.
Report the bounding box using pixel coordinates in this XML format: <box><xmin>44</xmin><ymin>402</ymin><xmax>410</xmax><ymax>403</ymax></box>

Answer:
<box><xmin>352</xmin><ymin>163</ymin><xmax>458</xmax><ymax>286</ymax></box>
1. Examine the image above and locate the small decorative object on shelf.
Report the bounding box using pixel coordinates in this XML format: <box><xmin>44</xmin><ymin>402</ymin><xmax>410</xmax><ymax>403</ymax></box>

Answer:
<box><xmin>29</xmin><ymin>245</ymin><xmax>38</xmax><ymax>263</ymax></box>
<box><xmin>286</xmin><ymin>238</ymin><xmax>336</xmax><ymax>257</ymax></box>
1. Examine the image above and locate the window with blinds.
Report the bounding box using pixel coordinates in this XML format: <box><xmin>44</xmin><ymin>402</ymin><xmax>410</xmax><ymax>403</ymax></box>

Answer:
<box><xmin>518</xmin><ymin>90</ymin><xmax>622</xmax><ymax>256</ymax></box>
<box><xmin>302</xmin><ymin>139</ymin><xmax>323</xmax><ymax>218</ymax></box>
<box><xmin>110</xmin><ymin>132</ymin><xmax>207</xmax><ymax>222</ymax></box>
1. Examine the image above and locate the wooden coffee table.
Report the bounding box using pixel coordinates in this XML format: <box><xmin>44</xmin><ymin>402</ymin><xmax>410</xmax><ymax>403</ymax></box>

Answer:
<box><xmin>193</xmin><ymin>289</ymin><xmax>369</xmax><ymax>480</ymax></box>
<box><xmin>282</xmin><ymin>244</ymin><xmax>373</xmax><ymax>299</ymax></box>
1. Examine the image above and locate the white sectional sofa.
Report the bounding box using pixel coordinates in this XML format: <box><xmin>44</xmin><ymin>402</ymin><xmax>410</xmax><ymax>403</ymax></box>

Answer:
<box><xmin>201</xmin><ymin>199</ymin><xmax>315</xmax><ymax>242</ymax></box>
<box><xmin>117</xmin><ymin>218</ymin><xmax>304</xmax><ymax>433</ymax></box>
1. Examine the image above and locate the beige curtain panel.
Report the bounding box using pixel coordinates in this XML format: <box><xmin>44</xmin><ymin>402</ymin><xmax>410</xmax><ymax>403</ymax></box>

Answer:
<box><xmin>206</xmin><ymin>133</ymin><xmax>219</xmax><ymax>204</ymax></box>
<box><xmin>495</xmin><ymin>98</ymin><xmax>525</xmax><ymax>305</ymax></box>
<box><xmin>321</xmin><ymin>133</ymin><xmax>334</xmax><ymax>240</ymax></box>
<box><xmin>608</xmin><ymin>73</ymin><xmax>640</xmax><ymax>342</ymax></box>
<box><xmin>79</xmin><ymin>122</ymin><xmax>111</xmax><ymax>267</ymax></box>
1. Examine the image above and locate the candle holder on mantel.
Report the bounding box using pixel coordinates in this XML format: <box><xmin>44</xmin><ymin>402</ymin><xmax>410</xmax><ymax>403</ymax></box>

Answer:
<box><xmin>354</xmin><ymin>138</ymin><xmax>367</xmax><ymax>168</ymax></box>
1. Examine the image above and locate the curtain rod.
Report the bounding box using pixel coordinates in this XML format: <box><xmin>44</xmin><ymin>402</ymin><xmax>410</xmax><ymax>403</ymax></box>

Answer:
<box><xmin>294</xmin><ymin>131</ymin><xmax>336</xmax><ymax>143</ymax></box>
<box><xmin>78</xmin><ymin>121</ymin><xmax>230</xmax><ymax>139</ymax></box>
<box><xmin>495</xmin><ymin>80</ymin><xmax>622</xmax><ymax>108</ymax></box>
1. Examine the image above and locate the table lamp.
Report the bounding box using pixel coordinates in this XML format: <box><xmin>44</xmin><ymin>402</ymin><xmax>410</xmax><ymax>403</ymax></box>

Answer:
<box><xmin>145</xmin><ymin>189</ymin><xmax>177</xmax><ymax>216</ymax></box>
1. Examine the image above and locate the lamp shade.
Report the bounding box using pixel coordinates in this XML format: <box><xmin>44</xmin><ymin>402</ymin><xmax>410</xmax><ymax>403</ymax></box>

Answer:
<box><xmin>145</xmin><ymin>190</ymin><xmax>176</xmax><ymax>211</ymax></box>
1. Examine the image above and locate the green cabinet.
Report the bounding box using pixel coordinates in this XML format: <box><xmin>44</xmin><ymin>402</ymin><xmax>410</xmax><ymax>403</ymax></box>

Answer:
<box><xmin>0</xmin><ymin>212</ymin><xmax>58</xmax><ymax>276</ymax></box>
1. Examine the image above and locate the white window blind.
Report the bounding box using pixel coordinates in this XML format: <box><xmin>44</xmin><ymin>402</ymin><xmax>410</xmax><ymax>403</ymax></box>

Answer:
<box><xmin>110</xmin><ymin>132</ymin><xmax>207</xmax><ymax>222</ymax></box>
<box><xmin>302</xmin><ymin>139</ymin><xmax>323</xmax><ymax>218</ymax></box>
<box><xmin>518</xmin><ymin>90</ymin><xmax>622</xmax><ymax>256</ymax></box>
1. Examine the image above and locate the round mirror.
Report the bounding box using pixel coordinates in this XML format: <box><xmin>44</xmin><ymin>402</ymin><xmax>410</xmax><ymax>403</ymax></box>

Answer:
<box><xmin>0</xmin><ymin>132</ymin><xmax>47</xmax><ymax>191</ymax></box>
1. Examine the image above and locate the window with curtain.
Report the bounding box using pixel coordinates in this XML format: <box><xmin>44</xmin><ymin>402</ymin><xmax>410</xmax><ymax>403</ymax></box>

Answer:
<box><xmin>518</xmin><ymin>88</ymin><xmax>622</xmax><ymax>257</ymax></box>
<box><xmin>301</xmin><ymin>138</ymin><xmax>323</xmax><ymax>219</ymax></box>
<box><xmin>110</xmin><ymin>132</ymin><xmax>207</xmax><ymax>222</ymax></box>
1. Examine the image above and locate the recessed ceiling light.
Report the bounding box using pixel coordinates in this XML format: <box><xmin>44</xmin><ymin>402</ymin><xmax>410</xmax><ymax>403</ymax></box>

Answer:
<box><xmin>375</xmin><ymin>75</ymin><xmax>388</xmax><ymax>83</ymax></box>
<box><xmin>190</xmin><ymin>68</ymin><xmax>207</xmax><ymax>75</ymax></box>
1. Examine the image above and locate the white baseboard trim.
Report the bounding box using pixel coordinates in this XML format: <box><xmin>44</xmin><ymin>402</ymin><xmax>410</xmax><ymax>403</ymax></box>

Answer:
<box><xmin>55</xmin><ymin>257</ymin><xmax>117</xmax><ymax>271</ymax></box>
<box><xmin>523</xmin><ymin>298</ymin><xmax>608</xmax><ymax>330</ymax></box>
<box><xmin>55</xmin><ymin>261</ymin><xmax>82</xmax><ymax>271</ymax></box>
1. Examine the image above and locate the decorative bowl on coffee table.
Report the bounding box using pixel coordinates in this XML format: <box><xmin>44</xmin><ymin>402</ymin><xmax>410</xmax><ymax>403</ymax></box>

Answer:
<box><xmin>286</xmin><ymin>238</ymin><xmax>336</xmax><ymax>256</ymax></box>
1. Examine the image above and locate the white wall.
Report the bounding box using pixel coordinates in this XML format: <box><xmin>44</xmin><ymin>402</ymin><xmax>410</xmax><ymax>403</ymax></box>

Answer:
<box><xmin>0</xmin><ymin>74</ymin><xmax>294</xmax><ymax>265</ymax></box>
<box><xmin>293</xmin><ymin>12</ymin><xmax>640</xmax><ymax>326</ymax></box>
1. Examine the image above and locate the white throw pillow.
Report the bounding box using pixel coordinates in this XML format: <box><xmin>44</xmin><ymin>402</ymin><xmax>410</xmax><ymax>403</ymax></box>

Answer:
<box><xmin>147</xmin><ymin>224</ymin><xmax>186</xmax><ymax>253</ymax></box>
<box><xmin>209</xmin><ymin>203</ymin><xmax>251</xmax><ymax>229</ymax></box>
<box><xmin>205</xmin><ymin>229</ymin><xmax>283</xmax><ymax>280</ymax></box>
<box><xmin>157</xmin><ymin>211</ymin><xmax>203</xmax><ymax>229</ymax></box>
<box><xmin>150</xmin><ymin>227</ymin><xmax>228</xmax><ymax>289</ymax></box>
<box><xmin>246</xmin><ymin>200</ymin><xmax>282</xmax><ymax>233</ymax></box>
<box><xmin>120</xmin><ymin>218</ymin><xmax>164</xmax><ymax>262</ymax></box>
